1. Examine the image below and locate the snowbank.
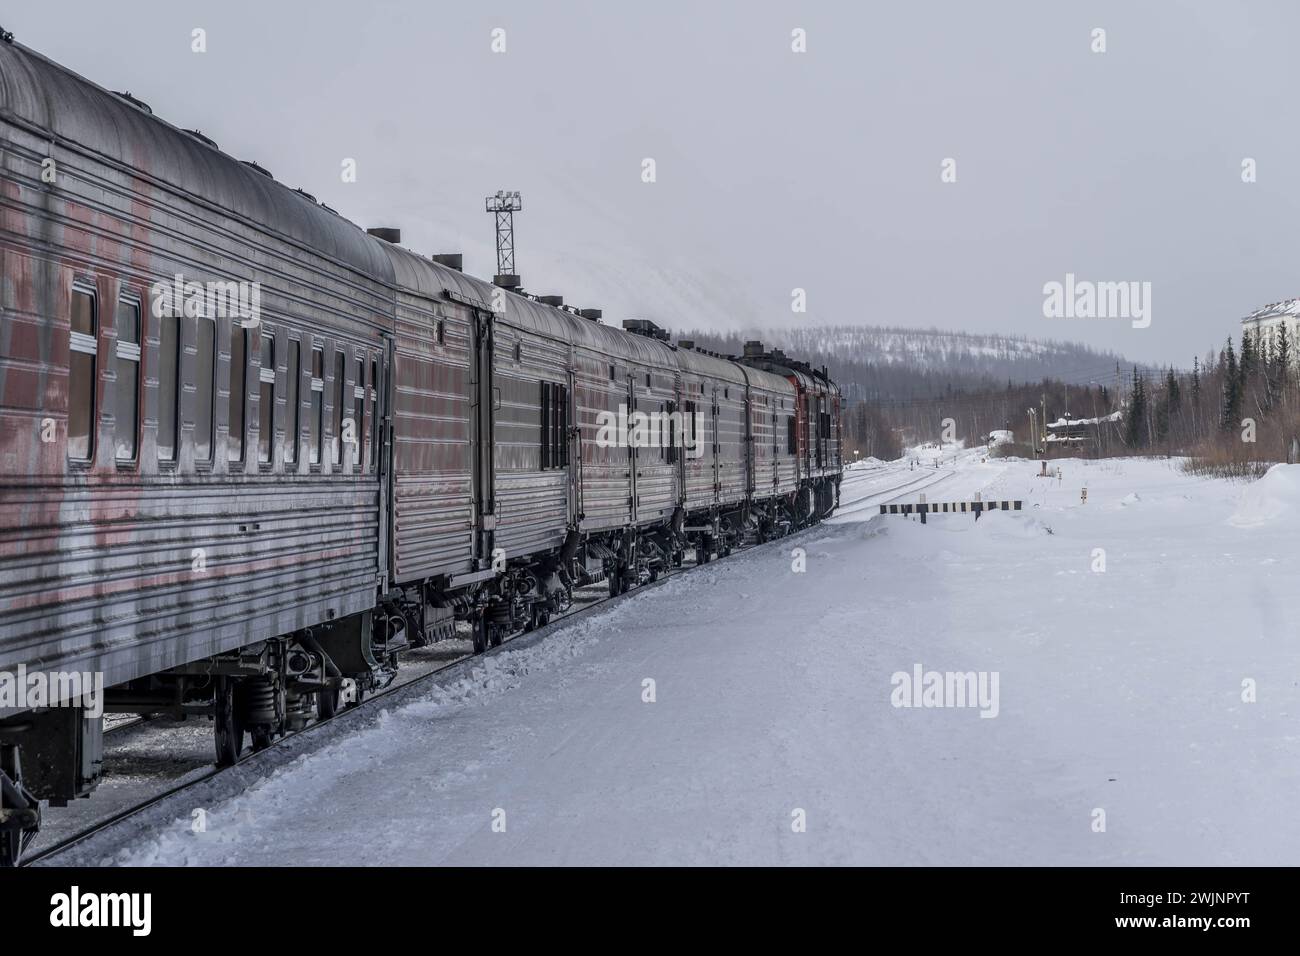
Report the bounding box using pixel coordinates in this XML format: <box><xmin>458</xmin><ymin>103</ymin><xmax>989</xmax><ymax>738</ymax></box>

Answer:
<box><xmin>1228</xmin><ymin>463</ymin><xmax>1300</xmax><ymax>528</ymax></box>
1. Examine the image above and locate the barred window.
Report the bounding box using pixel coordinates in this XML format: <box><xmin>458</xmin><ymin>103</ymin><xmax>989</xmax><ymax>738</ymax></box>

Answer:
<box><xmin>540</xmin><ymin>381</ymin><xmax>568</xmax><ymax>469</ymax></box>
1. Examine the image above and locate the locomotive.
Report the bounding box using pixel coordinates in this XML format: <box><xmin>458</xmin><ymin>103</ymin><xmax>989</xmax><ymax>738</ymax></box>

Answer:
<box><xmin>0</xmin><ymin>34</ymin><xmax>841</xmax><ymax>864</ymax></box>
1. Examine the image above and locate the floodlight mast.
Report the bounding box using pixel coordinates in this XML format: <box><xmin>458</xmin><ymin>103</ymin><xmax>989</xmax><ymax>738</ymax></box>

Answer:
<box><xmin>485</xmin><ymin>190</ymin><xmax>522</xmax><ymax>284</ymax></box>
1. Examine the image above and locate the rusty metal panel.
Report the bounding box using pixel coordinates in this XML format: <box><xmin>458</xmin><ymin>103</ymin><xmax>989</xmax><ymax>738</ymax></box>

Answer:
<box><xmin>0</xmin><ymin>40</ymin><xmax>391</xmax><ymax>711</ymax></box>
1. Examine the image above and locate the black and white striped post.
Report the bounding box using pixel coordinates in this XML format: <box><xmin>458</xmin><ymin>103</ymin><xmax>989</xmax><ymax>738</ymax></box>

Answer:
<box><xmin>879</xmin><ymin>491</ymin><xmax>1023</xmax><ymax>522</ymax></box>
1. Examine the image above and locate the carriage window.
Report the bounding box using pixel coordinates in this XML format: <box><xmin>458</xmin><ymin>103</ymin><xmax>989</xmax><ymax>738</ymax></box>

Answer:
<box><xmin>114</xmin><ymin>298</ymin><xmax>141</xmax><ymax>461</ymax></box>
<box><xmin>68</xmin><ymin>285</ymin><xmax>97</xmax><ymax>461</ymax></box>
<box><xmin>539</xmin><ymin>382</ymin><xmax>567</xmax><ymax>469</ymax></box>
<box><xmin>659</xmin><ymin>403</ymin><xmax>666</xmax><ymax>460</ymax></box>
<box><xmin>332</xmin><ymin>350</ymin><xmax>346</xmax><ymax>468</ymax></box>
<box><xmin>227</xmin><ymin>323</ymin><xmax>246</xmax><ymax>462</ymax></box>
<box><xmin>158</xmin><ymin>315</ymin><xmax>179</xmax><ymax>462</ymax></box>
<box><xmin>556</xmin><ymin>384</ymin><xmax>567</xmax><ymax>467</ymax></box>
<box><xmin>195</xmin><ymin>318</ymin><xmax>216</xmax><ymax>461</ymax></box>
<box><xmin>258</xmin><ymin>333</ymin><xmax>275</xmax><ymax>464</ymax></box>
<box><xmin>285</xmin><ymin>340</ymin><xmax>300</xmax><ymax>465</ymax></box>
<box><xmin>540</xmin><ymin>382</ymin><xmax>551</xmax><ymax>469</ymax></box>
<box><xmin>353</xmin><ymin>356</ymin><xmax>364</xmax><ymax>468</ymax></box>
<box><xmin>310</xmin><ymin>347</ymin><xmax>324</xmax><ymax>464</ymax></box>
<box><xmin>436</xmin><ymin>320</ymin><xmax>445</xmax><ymax>346</ymax></box>
<box><xmin>666</xmin><ymin>400</ymin><xmax>677</xmax><ymax>464</ymax></box>
<box><xmin>369</xmin><ymin>357</ymin><xmax>379</xmax><ymax>469</ymax></box>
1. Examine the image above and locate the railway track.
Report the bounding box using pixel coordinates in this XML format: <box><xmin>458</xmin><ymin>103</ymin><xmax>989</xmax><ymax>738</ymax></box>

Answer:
<box><xmin>20</xmin><ymin>521</ymin><xmax>825</xmax><ymax>867</ymax></box>
<box><xmin>831</xmin><ymin>466</ymin><xmax>958</xmax><ymax>520</ymax></box>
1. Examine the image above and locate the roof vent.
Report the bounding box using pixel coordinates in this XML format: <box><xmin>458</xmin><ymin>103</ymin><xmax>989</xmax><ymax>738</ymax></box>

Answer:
<box><xmin>622</xmin><ymin>319</ymin><xmax>670</xmax><ymax>342</ymax></box>
<box><xmin>579</xmin><ymin>308</ymin><xmax>603</xmax><ymax>321</ymax></box>
<box><xmin>0</xmin><ymin>26</ymin><xmax>14</xmax><ymax>43</ymax></box>
<box><xmin>744</xmin><ymin>340</ymin><xmax>765</xmax><ymax>358</ymax></box>
<box><xmin>241</xmin><ymin>160</ymin><xmax>273</xmax><ymax>179</ymax></box>
<box><xmin>678</xmin><ymin>340</ymin><xmax>695</xmax><ymax>350</ymax></box>
<box><xmin>184</xmin><ymin>129</ymin><xmax>218</xmax><ymax>149</ymax></box>
<box><xmin>538</xmin><ymin>295</ymin><xmax>564</xmax><ymax>307</ymax></box>
<box><xmin>111</xmin><ymin>90</ymin><xmax>153</xmax><ymax>114</ymax></box>
<box><xmin>430</xmin><ymin>253</ymin><xmax>463</xmax><ymax>271</ymax></box>
<box><xmin>367</xmin><ymin>227</ymin><xmax>401</xmax><ymax>244</ymax></box>
<box><xmin>293</xmin><ymin>187</ymin><xmax>317</xmax><ymax>203</ymax></box>
<box><xmin>494</xmin><ymin>274</ymin><xmax>521</xmax><ymax>289</ymax></box>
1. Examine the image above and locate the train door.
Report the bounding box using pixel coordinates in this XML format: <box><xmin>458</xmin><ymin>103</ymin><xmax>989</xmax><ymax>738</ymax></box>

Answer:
<box><xmin>711</xmin><ymin>385</ymin><xmax>720</xmax><ymax>504</ymax></box>
<box><xmin>672</xmin><ymin>371</ymin><xmax>685</xmax><ymax>507</ymax></box>
<box><xmin>626</xmin><ymin>373</ymin><xmax>638</xmax><ymax>523</ymax></box>
<box><xmin>743</xmin><ymin>385</ymin><xmax>756</xmax><ymax>499</ymax></box>
<box><xmin>377</xmin><ymin>334</ymin><xmax>393</xmax><ymax>584</ymax></box>
<box><xmin>566</xmin><ymin>362</ymin><xmax>579</xmax><ymax>525</ymax></box>
<box><xmin>472</xmin><ymin>310</ymin><xmax>497</xmax><ymax>569</ymax></box>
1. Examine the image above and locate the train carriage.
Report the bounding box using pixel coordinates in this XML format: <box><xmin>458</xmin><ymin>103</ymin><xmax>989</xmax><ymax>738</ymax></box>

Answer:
<box><xmin>0</xmin><ymin>34</ymin><xmax>843</xmax><ymax>865</ymax></box>
<box><xmin>0</xmin><ymin>40</ymin><xmax>394</xmax><ymax>746</ymax></box>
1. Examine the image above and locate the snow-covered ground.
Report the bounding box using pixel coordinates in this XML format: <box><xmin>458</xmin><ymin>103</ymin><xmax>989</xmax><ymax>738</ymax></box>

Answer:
<box><xmin>98</xmin><ymin>451</ymin><xmax>1300</xmax><ymax>865</ymax></box>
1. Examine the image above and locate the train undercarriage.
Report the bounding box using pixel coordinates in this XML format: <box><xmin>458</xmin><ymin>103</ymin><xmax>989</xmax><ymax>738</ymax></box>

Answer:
<box><xmin>0</xmin><ymin>475</ymin><xmax>839</xmax><ymax>865</ymax></box>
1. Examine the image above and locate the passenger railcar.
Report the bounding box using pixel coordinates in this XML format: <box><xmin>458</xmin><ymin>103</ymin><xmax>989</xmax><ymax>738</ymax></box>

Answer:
<box><xmin>0</xmin><ymin>34</ymin><xmax>841</xmax><ymax>864</ymax></box>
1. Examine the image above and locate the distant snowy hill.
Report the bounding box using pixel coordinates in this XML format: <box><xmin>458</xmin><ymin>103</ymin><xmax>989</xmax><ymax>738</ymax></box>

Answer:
<box><xmin>678</xmin><ymin>325</ymin><xmax>1142</xmax><ymax>402</ymax></box>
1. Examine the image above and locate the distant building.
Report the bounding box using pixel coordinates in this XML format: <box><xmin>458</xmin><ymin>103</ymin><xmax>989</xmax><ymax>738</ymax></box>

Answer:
<box><xmin>1240</xmin><ymin>298</ymin><xmax>1300</xmax><ymax>355</ymax></box>
<box><xmin>1043</xmin><ymin>411</ymin><xmax>1121</xmax><ymax>446</ymax></box>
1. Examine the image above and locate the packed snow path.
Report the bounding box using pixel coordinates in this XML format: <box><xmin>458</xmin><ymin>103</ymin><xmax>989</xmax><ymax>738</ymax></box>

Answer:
<box><xmin>106</xmin><ymin>451</ymin><xmax>1300</xmax><ymax>865</ymax></box>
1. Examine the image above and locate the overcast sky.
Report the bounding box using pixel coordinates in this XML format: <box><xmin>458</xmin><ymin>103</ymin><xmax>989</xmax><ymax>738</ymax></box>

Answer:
<box><xmin>7</xmin><ymin>0</ymin><xmax>1299</xmax><ymax>364</ymax></box>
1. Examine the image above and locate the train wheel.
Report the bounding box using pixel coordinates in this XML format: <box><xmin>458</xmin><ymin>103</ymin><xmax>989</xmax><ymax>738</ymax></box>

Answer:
<box><xmin>608</xmin><ymin>570</ymin><xmax>621</xmax><ymax>597</ymax></box>
<box><xmin>317</xmin><ymin>686</ymin><xmax>340</xmax><ymax>720</ymax></box>
<box><xmin>471</xmin><ymin>618</ymin><xmax>488</xmax><ymax>654</ymax></box>
<box><xmin>214</xmin><ymin>677</ymin><xmax>243</xmax><ymax>768</ymax></box>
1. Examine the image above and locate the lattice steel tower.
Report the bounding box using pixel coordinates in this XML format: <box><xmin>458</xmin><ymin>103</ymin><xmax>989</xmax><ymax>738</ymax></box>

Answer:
<box><xmin>485</xmin><ymin>190</ymin><xmax>522</xmax><ymax>288</ymax></box>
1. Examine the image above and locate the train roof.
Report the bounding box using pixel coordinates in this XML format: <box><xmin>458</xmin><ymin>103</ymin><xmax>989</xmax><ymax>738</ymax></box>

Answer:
<box><xmin>1</xmin><ymin>34</ymin><xmax>832</xmax><ymax>392</ymax></box>
<box><xmin>0</xmin><ymin>37</ymin><xmax>393</xmax><ymax>284</ymax></box>
<box><xmin>378</xmin><ymin>242</ymin><xmax>679</xmax><ymax>368</ymax></box>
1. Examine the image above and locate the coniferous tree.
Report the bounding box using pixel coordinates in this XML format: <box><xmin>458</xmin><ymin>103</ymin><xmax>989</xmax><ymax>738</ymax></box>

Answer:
<box><xmin>1126</xmin><ymin>367</ymin><xmax>1147</xmax><ymax>448</ymax></box>
<box><xmin>1276</xmin><ymin>323</ymin><xmax>1291</xmax><ymax>394</ymax></box>
<box><xmin>1220</xmin><ymin>337</ymin><xmax>1241</xmax><ymax>431</ymax></box>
